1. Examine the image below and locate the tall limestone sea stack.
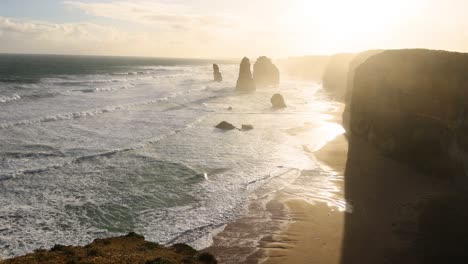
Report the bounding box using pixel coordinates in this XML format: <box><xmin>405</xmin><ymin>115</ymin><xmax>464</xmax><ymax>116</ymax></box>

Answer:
<box><xmin>213</xmin><ymin>64</ymin><xmax>223</xmax><ymax>82</ymax></box>
<box><xmin>236</xmin><ymin>57</ymin><xmax>256</xmax><ymax>92</ymax></box>
<box><xmin>253</xmin><ymin>56</ymin><xmax>280</xmax><ymax>87</ymax></box>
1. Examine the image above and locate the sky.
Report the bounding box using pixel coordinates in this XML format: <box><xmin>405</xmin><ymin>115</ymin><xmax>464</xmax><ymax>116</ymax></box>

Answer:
<box><xmin>0</xmin><ymin>0</ymin><xmax>467</xmax><ymax>58</ymax></box>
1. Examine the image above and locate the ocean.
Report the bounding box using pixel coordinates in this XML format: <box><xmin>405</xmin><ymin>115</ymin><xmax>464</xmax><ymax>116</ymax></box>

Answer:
<box><xmin>0</xmin><ymin>54</ymin><xmax>345</xmax><ymax>259</ymax></box>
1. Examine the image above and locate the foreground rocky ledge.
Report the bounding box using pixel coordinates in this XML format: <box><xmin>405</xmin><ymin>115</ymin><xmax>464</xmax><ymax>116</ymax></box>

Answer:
<box><xmin>1</xmin><ymin>233</ymin><xmax>217</xmax><ymax>264</ymax></box>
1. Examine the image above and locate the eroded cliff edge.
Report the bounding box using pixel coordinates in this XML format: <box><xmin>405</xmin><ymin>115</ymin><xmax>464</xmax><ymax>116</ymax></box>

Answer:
<box><xmin>347</xmin><ymin>49</ymin><xmax>468</xmax><ymax>183</ymax></box>
<box><xmin>1</xmin><ymin>233</ymin><xmax>217</xmax><ymax>264</ymax></box>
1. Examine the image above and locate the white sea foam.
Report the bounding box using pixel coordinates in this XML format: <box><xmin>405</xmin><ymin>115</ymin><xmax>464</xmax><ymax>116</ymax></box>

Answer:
<box><xmin>0</xmin><ymin>87</ymin><xmax>211</xmax><ymax>129</ymax></box>
<box><xmin>0</xmin><ymin>62</ymin><xmax>345</xmax><ymax>259</ymax></box>
<box><xmin>0</xmin><ymin>94</ymin><xmax>21</xmax><ymax>103</ymax></box>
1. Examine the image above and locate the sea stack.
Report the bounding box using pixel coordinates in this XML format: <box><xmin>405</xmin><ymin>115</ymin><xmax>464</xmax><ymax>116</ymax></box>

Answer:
<box><xmin>271</xmin><ymin>94</ymin><xmax>287</xmax><ymax>109</ymax></box>
<box><xmin>253</xmin><ymin>56</ymin><xmax>280</xmax><ymax>87</ymax></box>
<box><xmin>213</xmin><ymin>64</ymin><xmax>223</xmax><ymax>82</ymax></box>
<box><xmin>236</xmin><ymin>57</ymin><xmax>256</xmax><ymax>92</ymax></box>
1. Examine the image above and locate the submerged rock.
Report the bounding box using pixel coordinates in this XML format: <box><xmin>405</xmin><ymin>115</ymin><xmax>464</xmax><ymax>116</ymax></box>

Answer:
<box><xmin>271</xmin><ymin>94</ymin><xmax>287</xmax><ymax>109</ymax></box>
<box><xmin>236</xmin><ymin>57</ymin><xmax>256</xmax><ymax>92</ymax></box>
<box><xmin>213</xmin><ymin>64</ymin><xmax>223</xmax><ymax>82</ymax></box>
<box><xmin>253</xmin><ymin>56</ymin><xmax>280</xmax><ymax>87</ymax></box>
<box><xmin>215</xmin><ymin>121</ymin><xmax>236</xmax><ymax>130</ymax></box>
<box><xmin>241</xmin><ymin>124</ymin><xmax>254</xmax><ymax>131</ymax></box>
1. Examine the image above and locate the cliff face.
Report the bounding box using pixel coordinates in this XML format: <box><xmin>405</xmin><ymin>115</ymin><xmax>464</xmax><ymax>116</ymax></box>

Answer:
<box><xmin>348</xmin><ymin>49</ymin><xmax>468</xmax><ymax>183</ymax></box>
<box><xmin>342</xmin><ymin>50</ymin><xmax>384</xmax><ymax>130</ymax></box>
<box><xmin>322</xmin><ymin>53</ymin><xmax>356</xmax><ymax>101</ymax></box>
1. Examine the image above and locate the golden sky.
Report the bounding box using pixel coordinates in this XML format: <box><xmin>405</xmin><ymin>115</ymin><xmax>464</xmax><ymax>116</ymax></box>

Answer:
<box><xmin>0</xmin><ymin>0</ymin><xmax>467</xmax><ymax>58</ymax></box>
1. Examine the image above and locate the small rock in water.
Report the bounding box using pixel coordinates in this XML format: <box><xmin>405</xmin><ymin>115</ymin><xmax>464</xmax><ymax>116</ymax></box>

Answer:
<box><xmin>241</xmin><ymin>124</ymin><xmax>254</xmax><ymax>131</ymax></box>
<box><xmin>227</xmin><ymin>106</ymin><xmax>233</xmax><ymax>110</ymax></box>
<box><xmin>215</xmin><ymin>121</ymin><xmax>236</xmax><ymax>130</ymax></box>
<box><xmin>271</xmin><ymin>93</ymin><xmax>287</xmax><ymax>109</ymax></box>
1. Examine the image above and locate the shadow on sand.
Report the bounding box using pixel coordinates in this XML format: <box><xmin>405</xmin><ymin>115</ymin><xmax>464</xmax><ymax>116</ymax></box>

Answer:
<box><xmin>340</xmin><ymin>135</ymin><xmax>468</xmax><ymax>264</ymax></box>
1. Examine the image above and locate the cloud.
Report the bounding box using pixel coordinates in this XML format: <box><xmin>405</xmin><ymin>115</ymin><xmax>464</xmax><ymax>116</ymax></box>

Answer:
<box><xmin>63</xmin><ymin>0</ymin><xmax>235</xmax><ymax>29</ymax></box>
<box><xmin>0</xmin><ymin>0</ymin><xmax>295</xmax><ymax>58</ymax></box>
<box><xmin>0</xmin><ymin>16</ymin><xmax>154</xmax><ymax>56</ymax></box>
<box><xmin>0</xmin><ymin>16</ymin><xmax>248</xmax><ymax>58</ymax></box>
<box><xmin>0</xmin><ymin>17</ymin><xmax>124</xmax><ymax>41</ymax></box>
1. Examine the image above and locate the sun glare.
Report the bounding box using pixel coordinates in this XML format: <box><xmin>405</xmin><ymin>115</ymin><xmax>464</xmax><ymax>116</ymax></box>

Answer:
<box><xmin>283</xmin><ymin>0</ymin><xmax>422</xmax><ymax>54</ymax></box>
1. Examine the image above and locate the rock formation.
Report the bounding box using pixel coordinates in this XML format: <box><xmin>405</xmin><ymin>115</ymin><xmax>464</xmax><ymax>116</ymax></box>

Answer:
<box><xmin>342</xmin><ymin>50</ymin><xmax>384</xmax><ymax>131</ymax></box>
<box><xmin>213</xmin><ymin>64</ymin><xmax>223</xmax><ymax>82</ymax></box>
<box><xmin>322</xmin><ymin>53</ymin><xmax>357</xmax><ymax>101</ymax></box>
<box><xmin>241</xmin><ymin>124</ymin><xmax>254</xmax><ymax>131</ymax></box>
<box><xmin>271</xmin><ymin>94</ymin><xmax>287</xmax><ymax>109</ymax></box>
<box><xmin>236</xmin><ymin>57</ymin><xmax>256</xmax><ymax>92</ymax></box>
<box><xmin>348</xmin><ymin>49</ymin><xmax>468</xmax><ymax>183</ymax></box>
<box><xmin>2</xmin><ymin>232</ymin><xmax>217</xmax><ymax>264</ymax></box>
<box><xmin>215</xmin><ymin>121</ymin><xmax>236</xmax><ymax>130</ymax></box>
<box><xmin>253</xmin><ymin>56</ymin><xmax>280</xmax><ymax>87</ymax></box>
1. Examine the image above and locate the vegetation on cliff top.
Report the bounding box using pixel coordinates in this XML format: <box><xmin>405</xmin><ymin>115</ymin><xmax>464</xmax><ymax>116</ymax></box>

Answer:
<box><xmin>1</xmin><ymin>233</ymin><xmax>217</xmax><ymax>264</ymax></box>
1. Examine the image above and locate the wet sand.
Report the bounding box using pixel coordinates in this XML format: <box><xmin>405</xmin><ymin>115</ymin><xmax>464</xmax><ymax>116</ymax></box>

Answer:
<box><xmin>268</xmin><ymin>115</ymin><xmax>468</xmax><ymax>264</ymax></box>
<box><xmin>261</xmin><ymin>199</ymin><xmax>344</xmax><ymax>264</ymax></box>
<box><xmin>209</xmin><ymin>98</ymin><xmax>468</xmax><ymax>263</ymax></box>
<box><xmin>260</xmin><ymin>110</ymin><xmax>348</xmax><ymax>264</ymax></box>
<box><xmin>207</xmin><ymin>104</ymin><xmax>349</xmax><ymax>264</ymax></box>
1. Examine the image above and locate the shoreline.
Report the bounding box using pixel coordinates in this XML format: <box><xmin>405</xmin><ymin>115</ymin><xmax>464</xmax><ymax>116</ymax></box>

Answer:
<box><xmin>1</xmin><ymin>98</ymin><xmax>349</xmax><ymax>264</ymax></box>
<box><xmin>207</xmin><ymin>102</ymin><xmax>349</xmax><ymax>264</ymax></box>
<box><xmin>259</xmin><ymin>105</ymin><xmax>348</xmax><ymax>264</ymax></box>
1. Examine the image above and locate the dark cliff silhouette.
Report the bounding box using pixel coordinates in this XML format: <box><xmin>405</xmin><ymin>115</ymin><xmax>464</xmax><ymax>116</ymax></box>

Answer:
<box><xmin>236</xmin><ymin>57</ymin><xmax>256</xmax><ymax>92</ymax></box>
<box><xmin>342</xmin><ymin>49</ymin><xmax>468</xmax><ymax>264</ymax></box>
<box><xmin>348</xmin><ymin>49</ymin><xmax>468</xmax><ymax>181</ymax></box>
<box><xmin>342</xmin><ymin>50</ymin><xmax>384</xmax><ymax>130</ymax></box>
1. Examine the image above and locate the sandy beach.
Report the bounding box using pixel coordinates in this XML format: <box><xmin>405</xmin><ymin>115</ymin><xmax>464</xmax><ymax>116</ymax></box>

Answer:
<box><xmin>207</xmin><ymin>103</ymin><xmax>349</xmax><ymax>264</ymax></box>
<box><xmin>259</xmin><ymin>106</ymin><xmax>348</xmax><ymax>264</ymax></box>
<box><xmin>209</xmin><ymin>95</ymin><xmax>468</xmax><ymax>264</ymax></box>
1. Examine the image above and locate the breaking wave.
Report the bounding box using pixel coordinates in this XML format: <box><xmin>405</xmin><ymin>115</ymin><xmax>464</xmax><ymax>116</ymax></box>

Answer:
<box><xmin>0</xmin><ymin>94</ymin><xmax>21</xmax><ymax>103</ymax></box>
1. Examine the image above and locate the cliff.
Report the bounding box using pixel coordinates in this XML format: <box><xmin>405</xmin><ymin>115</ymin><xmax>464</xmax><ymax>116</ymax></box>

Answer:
<box><xmin>342</xmin><ymin>50</ymin><xmax>384</xmax><ymax>130</ymax></box>
<box><xmin>322</xmin><ymin>53</ymin><xmax>356</xmax><ymax>101</ymax></box>
<box><xmin>1</xmin><ymin>233</ymin><xmax>217</xmax><ymax>264</ymax></box>
<box><xmin>348</xmin><ymin>49</ymin><xmax>468</xmax><ymax>183</ymax></box>
<box><xmin>277</xmin><ymin>55</ymin><xmax>330</xmax><ymax>81</ymax></box>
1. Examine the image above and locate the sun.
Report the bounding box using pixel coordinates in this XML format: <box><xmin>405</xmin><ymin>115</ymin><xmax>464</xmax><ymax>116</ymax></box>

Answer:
<box><xmin>282</xmin><ymin>0</ymin><xmax>421</xmax><ymax>54</ymax></box>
